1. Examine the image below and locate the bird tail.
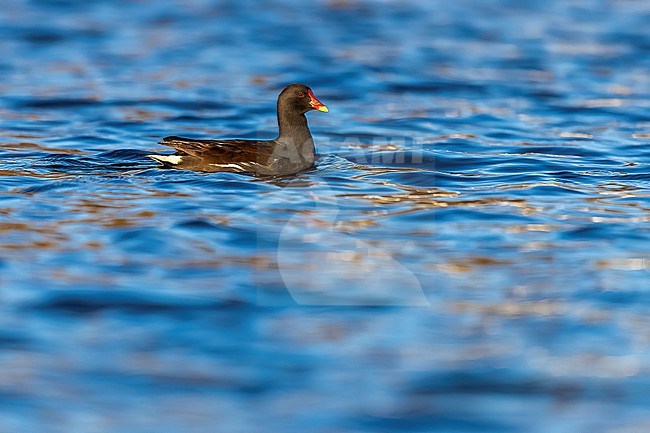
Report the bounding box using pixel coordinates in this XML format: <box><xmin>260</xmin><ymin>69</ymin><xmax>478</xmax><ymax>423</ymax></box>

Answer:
<box><xmin>148</xmin><ymin>154</ymin><xmax>184</xmax><ymax>166</ymax></box>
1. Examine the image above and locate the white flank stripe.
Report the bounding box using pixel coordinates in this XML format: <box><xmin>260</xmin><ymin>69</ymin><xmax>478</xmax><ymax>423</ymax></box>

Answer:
<box><xmin>209</xmin><ymin>163</ymin><xmax>244</xmax><ymax>169</ymax></box>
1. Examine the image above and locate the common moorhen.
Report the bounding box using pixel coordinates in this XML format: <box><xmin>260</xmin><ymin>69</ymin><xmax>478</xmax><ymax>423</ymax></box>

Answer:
<box><xmin>149</xmin><ymin>83</ymin><xmax>328</xmax><ymax>176</ymax></box>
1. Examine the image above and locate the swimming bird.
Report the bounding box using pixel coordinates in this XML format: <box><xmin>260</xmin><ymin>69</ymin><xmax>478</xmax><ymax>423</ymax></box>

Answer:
<box><xmin>149</xmin><ymin>83</ymin><xmax>328</xmax><ymax>176</ymax></box>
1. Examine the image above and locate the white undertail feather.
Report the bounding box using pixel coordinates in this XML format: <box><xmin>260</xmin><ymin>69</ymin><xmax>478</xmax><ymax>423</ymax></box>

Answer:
<box><xmin>149</xmin><ymin>155</ymin><xmax>183</xmax><ymax>165</ymax></box>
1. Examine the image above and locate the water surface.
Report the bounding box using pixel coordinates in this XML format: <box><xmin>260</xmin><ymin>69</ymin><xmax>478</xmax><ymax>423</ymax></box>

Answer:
<box><xmin>0</xmin><ymin>0</ymin><xmax>649</xmax><ymax>432</ymax></box>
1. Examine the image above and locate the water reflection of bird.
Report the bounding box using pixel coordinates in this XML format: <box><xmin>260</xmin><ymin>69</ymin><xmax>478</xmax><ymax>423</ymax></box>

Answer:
<box><xmin>149</xmin><ymin>83</ymin><xmax>328</xmax><ymax>176</ymax></box>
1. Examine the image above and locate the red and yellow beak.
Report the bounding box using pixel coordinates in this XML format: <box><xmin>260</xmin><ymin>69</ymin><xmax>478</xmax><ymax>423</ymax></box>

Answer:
<box><xmin>308</xmin><ymin>89</ymin><xmax>329</xmax><ymax>112</ymax></box>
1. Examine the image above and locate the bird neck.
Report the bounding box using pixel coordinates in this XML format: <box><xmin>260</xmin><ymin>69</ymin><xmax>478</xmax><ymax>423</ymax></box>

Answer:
<box><xmin>277</xmin><ymin>106</ymin><xmax>314</xmax><ymax>149</ymax></box>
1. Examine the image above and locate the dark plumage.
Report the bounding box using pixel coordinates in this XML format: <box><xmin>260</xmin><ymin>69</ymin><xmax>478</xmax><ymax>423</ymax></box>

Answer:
<box><xmin>149</xmin><ymin>83</ymin><xmax>328</xmax><ymax>176</ymax></box>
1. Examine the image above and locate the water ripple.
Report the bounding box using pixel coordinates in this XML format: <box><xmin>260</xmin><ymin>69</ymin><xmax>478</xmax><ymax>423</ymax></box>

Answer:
<box><xmin>1</xmin><ymin>0</ymin><xmax>649</xmax><ymax>432</ymax></box>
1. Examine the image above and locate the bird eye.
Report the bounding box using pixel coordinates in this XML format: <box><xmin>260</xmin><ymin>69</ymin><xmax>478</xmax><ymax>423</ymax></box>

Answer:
<box><xmin>297</xmin><ymin>92</ymin><xmax>305</xmax><ymax>98</ymax></box>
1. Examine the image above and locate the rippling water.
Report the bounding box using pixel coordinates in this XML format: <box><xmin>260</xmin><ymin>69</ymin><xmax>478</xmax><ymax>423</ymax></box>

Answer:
<box><xmin>1</xmin><ymin>0</ymin><xmax>649</xmax><ymax>431</ymax></box>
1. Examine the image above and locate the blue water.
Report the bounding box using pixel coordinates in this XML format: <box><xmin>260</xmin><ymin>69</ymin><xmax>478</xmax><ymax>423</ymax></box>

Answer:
<box><xmin>1</xmin><ymin>0</ymin><xmax>649</xmax><ymax>431</ymax></box>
